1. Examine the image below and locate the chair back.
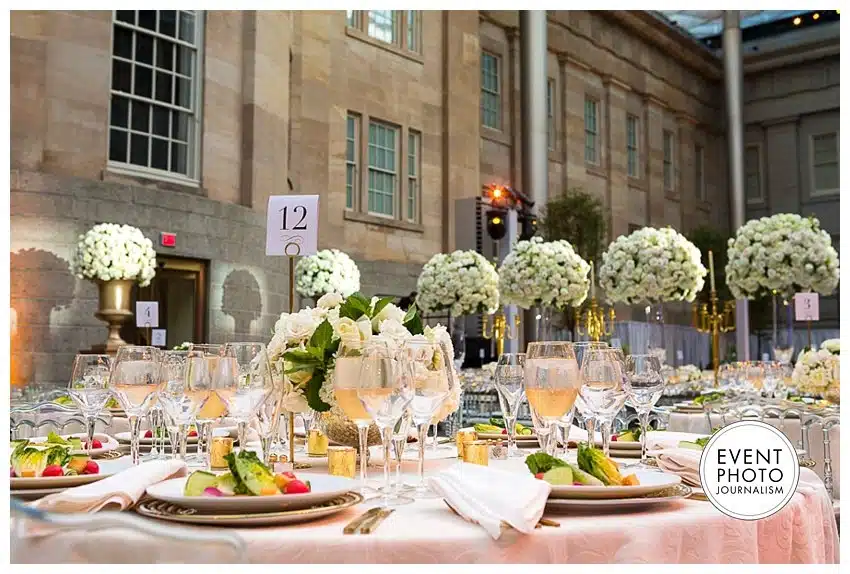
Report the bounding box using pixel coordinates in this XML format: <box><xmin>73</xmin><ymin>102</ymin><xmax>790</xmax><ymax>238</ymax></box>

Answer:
<box><xmin>10</xmin><ymin>401</ymin><xmax>112</xmax><ymax>439</ymax></box>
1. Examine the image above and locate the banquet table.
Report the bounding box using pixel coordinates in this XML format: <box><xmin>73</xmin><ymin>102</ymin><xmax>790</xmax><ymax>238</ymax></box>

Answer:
<box><xmin>15</xmin><ymin>445</ymin><xmax>839</xmax><ymax>564</ymax></box>
<box><xmin>667</xmin><ymin>411</ymin><xmax>841</xmax><ymax>499</ymax></box>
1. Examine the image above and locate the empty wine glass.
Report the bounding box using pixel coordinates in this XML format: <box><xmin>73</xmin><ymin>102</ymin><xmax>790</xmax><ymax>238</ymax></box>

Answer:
<box><xmin>624</xmin><ymin>354</ymin><xmax>665</xmax><ymax>466</ymax></box>
<box><xmin>157</xmin><ymin>350</ymin><xmax>199</xmax><ymax>461</ymax></box>
<box><xmin>67</xmin><ymin>354</ymin><xmax>113</xmax><ymax>456</ymax></box>
<box><xmin>525</xmin><ymin>342</ymin><xmax>580</xmax><ymax>457</ymax></box>
<box><xmin>579</xmin><ymin>348</ymin><xmax>628</xmax><ymax>456</ymax></box>
<box><xmin>221</xmin><ymin>343</ymin><xmax>274</xmax><ymax>452</ymax></box>
<box><xmin>109</xmin><ymin>346</ymin><xmax>161</xmax><ymax>465</ymax></box>
<box><xmin>256</xmin><ymin>381</ymin><xmax>284</xmax><ymax>466</ymax></box>
<box><xmin>570</xmin><ymin>341</ymin><xmax>609</xmax><ymax>446</ymax></box>
<box><xmin>187</xmin><ymin>344</ymin><xmax>228</xmax><ymax>467</ymax></box>
<box><xmin>357</xmin><ymin>341</ymin><xmax>414</xmax><ymax>507</ymax></box>
<box><xmin>493</xmin><ymin>353</ymin><xmax>526</xmax><ymax>458</ymax></box>
<box><xmin>388</xmin><ymin>409</ymin><xmax>414</xmax><ymax>495</ymax></box>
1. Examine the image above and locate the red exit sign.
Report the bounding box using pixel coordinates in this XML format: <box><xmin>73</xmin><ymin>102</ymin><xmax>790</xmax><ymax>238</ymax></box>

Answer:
<box><xmin>160</xmin><ymin>232</ymin><xmax>176</xmax><ymax>248</ymax></box>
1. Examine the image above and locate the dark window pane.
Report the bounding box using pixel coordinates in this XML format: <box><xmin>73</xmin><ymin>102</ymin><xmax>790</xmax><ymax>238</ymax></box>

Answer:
<box><xmin>116</xmin><ymin>11</ymin><xmax>135</xmax><ymax>24</ymax></box>
<box><xmin>172</xmin><ymin>111</ymin><xmax>189</xmax><ymax>142</ymax></box>
<box><xmin>171</xmin><ymin>142</ymin><xmax>188</xmax><ymax>174</ymax></box>
<box><xmin>156</xmin><ymin>39</ymin><xmax>173</xmax><ymax>70</ymax></box>
<box><xmin>131</xmin><ymin>100</ymin><xmax>150</xmax><ymax>132</ymax></box>
<box><xmin>109</xmin><ymin>129</ymin><xmax>128</xmax><ymax>162</ymax></box>
<box><xmin>112</xmin><ymin>59</ymin><xmax>131</xmax><ymax>92</ymax></box>
<box><xmin>130</xmin><ymin>133</ymin><xmax>149</xmax><ymax>166</ymax></box>
<box><xmin>176</xmin><ymin>46</ymin><xmax>193</xmax><ymax>76</ymax></box>
<box><xmin>154</xmin><ymin>71</ymin><xmax>172</xmax><ymax>104</ymax></box>
<box><xmin>159</xmin><ymin>11</ymin><xmax>177</xmax><ymax>36</ymax></box>
<box><xmin>151</xmin><ymin>138</ymin><xmax>169</xmax><ymax>170</ymax></box>
<box><xmin>113</xmin><ymin>26</ymin><xmax>133</xmax><ymax>59</ymax></box>
<box><xmin>152</xmin><ymin>106</ymin><xmax>170</xmax><ymax>137</ymax></box>
<box><xmin>110</xmin><ymin>96</ymin><xmax>129</xmax><ymax>128</ymax></box>
<box><xmin>179</xmin><ymin>12</ymin><xmax>195</xmax><ymax>42</ymax></box>
<box><xmin>134</xmin><ymin>65</ymin><xmax>152</xmax><ymax>98</ymax></box>
<box><xmin>175</xmin><ymin>76</ymin><xmax>191</xmax><ymax>109</ymax></box>
<box><xmin>138</xmin><ymin>11</ymin><xmax>156</xmax><ymax>31</ymax></box>
<box><xmin>135</xmin><ymin>33</ymin><xmax>153</xmax><ymax>65</ymax></box>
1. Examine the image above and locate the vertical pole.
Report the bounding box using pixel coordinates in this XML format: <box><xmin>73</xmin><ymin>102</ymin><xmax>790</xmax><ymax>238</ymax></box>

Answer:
<box><xmin>288</xmin><ymin>255</ymin><xmax>296</xmax><ymax>467</ymax></box>
<box><xmin>723</xmin><ymin>11</ymin><xmax>750</xmax><ymax>362</ymax></box>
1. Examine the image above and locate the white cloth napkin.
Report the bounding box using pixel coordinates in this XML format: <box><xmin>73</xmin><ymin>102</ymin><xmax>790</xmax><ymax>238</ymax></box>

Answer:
<box><xmin>426</xmin><ymin>463</ymin><xmax>551</xmax><ymax>540</ymax></box>
<box><xmin>645</xmin><ymin>431</ymin><xmax>707</xmax><ymax>451</ymax></box>
<box><xmin>653</xmin><ymin>447</ymin><xmax>703</xmax><ymax>486</ymax></box>
<box><xmin>33</xmin><ymin>460</ymin><xmax>188</xmax><ymax>513</ymax></box>
<box><xmin>565</xmin><ymin>425</ymin><xmax>602</xmax><ymax>443</ymax></box>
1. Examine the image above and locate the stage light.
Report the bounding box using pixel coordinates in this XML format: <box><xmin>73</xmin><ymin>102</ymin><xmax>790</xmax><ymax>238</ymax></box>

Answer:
<box><xmin>813</xmin><ymin>13</ymin><xmax>820</xmax><ymax>20</ymax></box>
<box><xmin>793</xmin><ymin>17</ymin><xmax>802</xmax><ymax>25</ymax></box>
<box><xmin>486</xmin><ymin>209</ymin><xmax>508</xmax><ymax>240</ymax></box>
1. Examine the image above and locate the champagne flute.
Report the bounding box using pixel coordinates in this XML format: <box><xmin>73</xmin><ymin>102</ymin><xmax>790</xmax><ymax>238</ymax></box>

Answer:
<box><xmin>570</xmin><ymin>341</ymin><xmax>609</xmax><ymax>446</ymax></box>
<box><xmin>357</xmin><ymin>340</ymin><xmax>414</xmax><ymax>507</ymax></box>
<box><xmin>493</xmin><ymin>353</ymin><xmax>526</xmax><ymax>458</ymax></box>
<box><xmin>623</xmin><ymin>354</ymin><xmax>665</xmax><ymax>467</ymax></box>
<box><xmin>109</xmin><ymin>346</ymin><xmax>161</xmax><ymax>465</ymax></box>
<box><xmin>525</xmin><ymin>342</ymin><xmax>580</xmax><ymax>457</ymax></box>
<box><xmin>404</xmin><ymin>339</ymin><xmax>456</xmax><ymax>498</ymax></box>
<box><xmin>579</xmin><ymin>348</ymin><xmax>628</xmax><ymax>456</ymax></box>
<box><xmin>67</xmin><ymin>354</ymin><xmax>113</xmax><ymax>456</ymax></box>
<box><xmin>157</xmin><ymin>350</ymin><xmax>199</xmax><ymax>461</ymax></box>
<box><xmin>187</xmin><ymin>344</ymin><xmax>228</xmax><ymax>467</ymax></box>
<box><xmin>221</xmin><ymin>343</ymin><xmax>274</xmax><ymax>452</ymax></box>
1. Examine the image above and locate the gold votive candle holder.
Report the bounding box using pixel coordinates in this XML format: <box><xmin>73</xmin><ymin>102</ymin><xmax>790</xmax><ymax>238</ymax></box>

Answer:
<box><xmin>307</xmin><ymin>429</ymin><xmax>329</xmax><ymax>457</ymax></box>
<box><xmin>456</xmin><ymin>430</ymin><xmax>478</xmax><ymax>459</ymax></box>
<box><xmin>210</xmin><ymin>436</ymin><xmax>234</xmax><ymax>469</ymax></box>
<box><xmin>327</xmin><ymin>446</ymin><xmax>356</xmax><ymax>478</ymax></box>
<box><xmin>462</xmin><ymin>440</ymin><xmax>489</xmax><ymax>466</ymax></box>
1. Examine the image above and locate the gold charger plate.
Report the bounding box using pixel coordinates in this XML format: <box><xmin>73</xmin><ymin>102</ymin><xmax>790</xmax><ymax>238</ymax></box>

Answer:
<box><xmin>545</xmin><ymin>484</ymin><xmax>693</xmax><ymax>510</ymax></box>
<box><xmin>134</xmin><ymin>491</ymin><xmax>364</xmax><ymax>526</ymax></box>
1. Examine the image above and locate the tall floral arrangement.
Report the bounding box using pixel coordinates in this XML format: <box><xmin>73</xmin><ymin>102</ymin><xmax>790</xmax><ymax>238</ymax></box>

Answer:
<box><xmin>416</xmin><ymin>250</ymin><xmax>500</xmax><ymax>316</ymax></box>
<box><xmin>725</xmin><ymin>214</ymin><xmax>840</xmax><ymax>300</ymax></box>
<box><xmin>792</xmin><ymin>339</ymin><xmax>839</xmax><ymax>401</ymax></box>
<box><xmin>294</xmin><ymin>249</ymin><xmax>360</xmax><ymax>298</ymax></box>
<box><xmin>599</xmin><ymin>227</ymin><xmax>706</xmax><ymax>304</ymax></box>
<box><xmin>498</xmin><ymin>237</ymin><xmax>590</xmax><ymax>309</ymax></box>
<box><xmin>73</xmin><ymin>223</ymin><xmax>157</xmax><ymax>287</ymax></box>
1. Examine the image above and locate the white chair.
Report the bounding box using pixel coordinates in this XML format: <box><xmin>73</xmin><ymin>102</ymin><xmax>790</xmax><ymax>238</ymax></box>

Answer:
<box><xmin>10</xmin><ymin>401</ymin><xmax>112</xmax><ymax>439</ymax></box>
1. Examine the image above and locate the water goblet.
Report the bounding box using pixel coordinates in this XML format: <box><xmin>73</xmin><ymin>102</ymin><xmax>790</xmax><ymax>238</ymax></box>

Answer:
<box><xmin>493</xmin><ymin>353</ymin><xmax>527</xmax><ymax>458</ymax></box>
<box><xmin>569</xmin><ymin>341</ymin><xmax>609</xmax><ymax>445</ymax></box>
<box><xmin>186</xmin><ymin>344</ymin><xmax>228</xmax><ymax>467</ymax></box>
<box><xmin>525</xmin><ymin>342</ymin><xmax>580</xmax><ymax>457</ymax></box>
<box><xmin>109</xmin><ymin>346</ymin><xmax>161</xmax><ymax>465</ymax></box>
<box><xmin>157</xmin><ymin>350</ymin><xmax>199</xmax><ymax>461</ymax></box>
<box><xmin>221</xmin><ymin>343</ymin><xmax>275</xmax><ymax>453</ymax></box>
<box><xmin>67</xmin><ymin>354</ymin><xmax>113</xmax><ymax>456</ymax></box>
<box><xmin>579</xmin><ymin>348</ymin><xmax>628</xmax><ymax>457</ymax></box>
<box><xmin>623</xmin><ymin>354</ymin><xmax>665</xmax><ymax>467</ymax></box>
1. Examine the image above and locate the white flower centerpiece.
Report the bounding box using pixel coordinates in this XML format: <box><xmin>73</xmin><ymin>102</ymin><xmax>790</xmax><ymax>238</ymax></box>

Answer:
<box><xmin>416</xmin><ymin>250</ymin><xmax>500</xmax><ymax>317</ymax></box>
<box><xmin>792</xmin><ymin>339</ymin><xmax>840</xmax><ymax>403</ymax></box>
<box><xmin>73</xmin><ymin>223</ymin><xmax>157</xmax><ymax>351</ymax></box>
<box><xmin>294</xmin><ymin>249</ymin><xmax>361</xmax><ymax>299</ymax></box>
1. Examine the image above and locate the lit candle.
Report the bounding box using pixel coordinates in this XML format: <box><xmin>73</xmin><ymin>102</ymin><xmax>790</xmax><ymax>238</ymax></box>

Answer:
<box><xmin>590</xmin><ymin>261</ymin><xmax>596</xmax><ymax>299</ymax></box>
<box><xmin>708</xmin><ymin>250</ymin><xmax>716</xmax><ymax>293</ymax></box>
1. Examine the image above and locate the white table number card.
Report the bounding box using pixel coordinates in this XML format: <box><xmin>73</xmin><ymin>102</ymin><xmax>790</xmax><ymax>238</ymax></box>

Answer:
<box><xmin>135</xmin><ymin>301</ymin><xmax>159</xmax><ymax>328</ymax></box>
<box><xmin>265</xmin><ymin>195</ymin><xmax>319</xmax><ymax>257</ymax></box>
<box><xmin>794</xmin><ymin>293</ymin><xmax>819</xmax><ymax>322</ymax></box>
<box><xmin>151</xmin><ymin>329</ymin><xmax>167</xmax><ymax>347</ymax></box>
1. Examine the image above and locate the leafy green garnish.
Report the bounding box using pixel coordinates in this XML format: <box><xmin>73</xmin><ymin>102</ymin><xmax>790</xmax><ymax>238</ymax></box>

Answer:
<box><xmin>525</xmin><ymin>451</ymin><xmax>568</xmax><ymax>475</ymax></box>
<box><xmin>694</xmin><ymin>391</ymin><xmax>724</xmax><ymax>405</ymax></box>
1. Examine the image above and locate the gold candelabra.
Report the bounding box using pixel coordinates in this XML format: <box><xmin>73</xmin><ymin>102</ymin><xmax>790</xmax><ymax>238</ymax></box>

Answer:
<box><xmin>574</xmin><ymin>297</ymin><xmax>616</xmax><ymax>342</ymax></box>
<box><xmin>482</xmin><ymin>310</ymin><xmax>520</xmax><ymax>357</ymax></box>
<box><xmin>694</xmin><ymin>290</ymin><xmax>736</xmax><ymax>387</ymax></box>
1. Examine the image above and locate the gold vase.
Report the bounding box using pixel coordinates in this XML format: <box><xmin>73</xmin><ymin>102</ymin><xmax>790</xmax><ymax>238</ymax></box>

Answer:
<box><xmin>318</xmin><ymin>411</ymin><xmax>382</xmax><ymax>450</ymax></box>
<box><xmin>93</xmin><ymin>279</ymin><xmax>134</xmax><ymax>353</ymax></box>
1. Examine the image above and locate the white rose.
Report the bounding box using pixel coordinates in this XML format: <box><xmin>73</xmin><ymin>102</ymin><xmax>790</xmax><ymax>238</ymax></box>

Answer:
<box><xmin>378</xmin><ymin>318</ymin><xmax>411</xmax><ymax>346</ymax></box>
<box><xmin>281</xmin><ymin>390</ymin><xmax>309</xmax><ymax>414</ymax></box>
<box><xmin>372</xmin><ymin>302</ymin><xmax>406</xmax><ymax>331</ymax></box>
<box><xmin>333</xmin><ymin>316</ymin><xmax>368</xmax><ymax>350</ymax></box>
<box><xmin>277</xmin><ymin>309</ymin><xmax>319</xmax><ymax>344</ymax></box>
<box><xmin>317</xmin><ymin>292</ymin><xmax>343</xmax><ymax>309</ymax></box>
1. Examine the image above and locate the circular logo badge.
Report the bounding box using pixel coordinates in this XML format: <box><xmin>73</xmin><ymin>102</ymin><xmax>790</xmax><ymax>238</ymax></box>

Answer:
<box><xmin>699</xmin><ymin>421</ymin><xmax>800</xmax><ymax>520</ymax></box>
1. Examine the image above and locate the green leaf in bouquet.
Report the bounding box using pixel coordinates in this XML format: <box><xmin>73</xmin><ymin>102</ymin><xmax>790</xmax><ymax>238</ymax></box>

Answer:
<box><xmin>309</xmin><ymin>319</ymin><xmax>334</xmax><ymax>350</ymax></box>
<box><xmin>339</xmin><ymin>293</ymin><xmax>371</xmax><ymax>321</ymax></box>
<box><xmin>371</xmin><ymin>296</ymin><xmax>395</xmax><ymax>318</ymax></box>
<box><xmin>305</xmin><ymin>370</ymin><xmax>332</xmax><ymax>412</ymax></box>
<box><xmin>283</xmin><ymin>349</ymin><xmax>316</xmax><ymax>363</ymax></box>
<box><xmin>403</xmin><ymin>304</ymin><xmax>424</xmax><ymax>336</ymax></box>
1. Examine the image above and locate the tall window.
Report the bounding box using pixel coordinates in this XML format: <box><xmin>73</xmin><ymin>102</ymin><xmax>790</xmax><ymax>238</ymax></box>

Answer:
<box><xmin>367</xmin><ymin>10</ymin><xmax>396</xmax><ymax>44</ymax></box>
<box><xmin>109</xmin><ymin>10</ymin><xmax>202</xmax><ymax>181</ymax></box>
<box><xmin>626</xmin><ymin>114</ymin><xmax>639</xmax><ymax>178</ymax></box>
<box><xmin>346</xmin><ymin>10</ymin><xmax>419</xmax><ymax>53</ymax></box>
<box><xmin>695</xmin><ymin>144</ymin><xmax>705</xmax><ymax>201</ymax></box>
<box><xmin>745</xmin><ymin>145</ymin><xmax>763</xmax><ymax>203</ymax></box>
<box><xmin>584</xmin><ymin>97</ymin><xmax>599</xmax><ymax>164</ymax></box>
<box><xmin>481</xmin><ymin>52</ymin><xmax>501</xmax><ymax>130</ymax></box>
<box><xmin>811</xmin><ymin>132</ymin><xmax>839</xmax><ymax>195</ymax></box>
<box><xmin>367</xmin><ymin>121</ymin><xmax>398</xmax><ymax>217</ymax></box>
<box><xmin>346</xmin><ymin>114</ymin><xmax>360</xmax><ymax>210</ymax></box>
<box><xmin>663</xmin><ymin>130</ymin><xmax>675</xmax><ymax>191</ymax></box>
<box><xmin>547</xmin><ymin>80</ymin><xmax>555</xmax><ymax>150</ymax></box>
<box><xmin>406</xmin><ymin>11</ymin><xmax>419</xmax><ymax>53</ymax></box>
<box><xmin>407</xmin><ymin>131</ymin><xmax>420</xmax><ymax>222</ymax></box>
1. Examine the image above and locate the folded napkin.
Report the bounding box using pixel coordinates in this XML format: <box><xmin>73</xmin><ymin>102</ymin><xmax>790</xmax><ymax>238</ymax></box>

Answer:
<box><xmin>645</xmin><ymin>431</ymin><xmax>707</xmax><ymax>451</ymax></box>
<box><xmin>33</xmin><ymin>460</ymin><xmax>188</xmax><ymax>513</ymax></box>
<box><xmin>426</xmin><ymin>463</ymin><xmax>551</xmax><ymax>539</ymax></box>
<box><xmin>653</xmin><ymin>447</ymin><xmax>702</xmax><ymax>486</ymax></box>
<box><xmin>565</xmin><ymin>425</ymin><xmax>602</xmax><ymax>443</ymax></box>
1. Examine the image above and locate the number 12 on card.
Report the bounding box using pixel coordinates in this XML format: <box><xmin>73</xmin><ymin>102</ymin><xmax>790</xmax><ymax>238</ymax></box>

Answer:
<box><xmin>265</xmin><ymin>195</ymin><xmax>319</xmax><ymax>257</ymax></box>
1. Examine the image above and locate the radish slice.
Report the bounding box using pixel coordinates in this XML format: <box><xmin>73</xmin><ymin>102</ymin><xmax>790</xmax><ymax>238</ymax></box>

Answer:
<box><xmin>203</xmin><ymin>487</ymin><xmax>224</xmax><ymax>497</ymax></box>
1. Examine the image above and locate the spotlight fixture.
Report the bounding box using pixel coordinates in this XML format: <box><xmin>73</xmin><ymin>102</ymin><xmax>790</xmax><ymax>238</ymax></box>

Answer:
<box><xmin>793</xmin><ymin>16</ymin><xmax>802</xmax><ymax>25</ymax></box>
<box><xmin>813</xmin><ymin>13</ymin><xmax>820</xmax><ymax>20</ymax></box>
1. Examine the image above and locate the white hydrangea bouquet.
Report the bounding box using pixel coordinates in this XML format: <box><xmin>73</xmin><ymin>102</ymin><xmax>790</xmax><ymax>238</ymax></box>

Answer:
<box><xmin>792</xmin><ymin>339</ymin><xmax>839</xmax><ymax>401</ymax></box>
<box><xmin>599</xmin><ymin>227</ymin><xmax>706</xmax><ymax>304</ymax></box>
<box><xmin>73</xmin><ymin>223</ymin><xmax>157</xmax><ymax>287</ymax></box>
<box><xmin>267</xmin><ymin>292</ymin><xmax>456</xmax><ymax>413</ymax></box>
<box><xmin>294</xmin><ymin>249</ymin><xmax>360</xmax><ymax>299</ymax></box>
<box><xmin>416</xmin><ymin>250</ymin><xmax>500</xmax><ymax>316</ymax></box>
<box><xmin>725</xmin><ymin>213</ymin><xmax>840</xmax><ymax>299</ymax></box>
<box><xmin>498</xmin><ymin>237</ymin><xmax>590</xmax><ymax>309</ymax></box>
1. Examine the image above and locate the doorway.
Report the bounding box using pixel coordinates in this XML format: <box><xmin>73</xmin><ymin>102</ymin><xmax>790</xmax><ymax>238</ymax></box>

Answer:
<box><xmin>120</xmin><ymin>256</ymin><xmax>208</xmax><ymax>347</ymax></box>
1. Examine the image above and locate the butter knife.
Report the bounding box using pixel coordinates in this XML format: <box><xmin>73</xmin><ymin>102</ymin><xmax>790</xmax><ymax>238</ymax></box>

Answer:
<box><xmin>360</xmin><ymin>508</ymin><xmax>395</xmax><ymax>534</ymax></box>
<box><xmin>343</xmin><ymin>507</ymin><xmax>381</xmax><ymax>534</ymax></box>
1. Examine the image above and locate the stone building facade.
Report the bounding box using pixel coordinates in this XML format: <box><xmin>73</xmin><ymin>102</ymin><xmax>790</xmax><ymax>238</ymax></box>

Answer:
<box><xmin>11</xmin><ymin>10</ymin><xmax>730</xmax><ymax>386</ymax></box>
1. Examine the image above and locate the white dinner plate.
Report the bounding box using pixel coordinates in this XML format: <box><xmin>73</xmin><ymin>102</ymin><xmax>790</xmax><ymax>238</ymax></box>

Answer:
<box><xmin>546</xmin><ymin>484</ymin><xmax>692</xmax><ymax>510</ymax></box>
<box><xmin>10</xmin><ymin>457</ymin><xmax>132</xmax><ymax>490</ymax></box>
<box><xmin>115</xmin><ymin>431</ymin><xmax>199</xmax><ymax>445</ymax></box>
<box><xmin>548</xmin><ymin>470</ymin><xmax>682</xmax><ymax>499</ymax></box>
<box><xmin>145</xmin><ymin>474</ymin><xmax>357</xmax><ymax>513</ymax></box>
<box><xmin>16</xmin><ymin>433</ymin><xmax>120</xmax><ymax>457</ymax></box>
<box><xmin>595</xmin><ymin>439</ymin><xmax>641</xmax><ymax>450</ymax></box>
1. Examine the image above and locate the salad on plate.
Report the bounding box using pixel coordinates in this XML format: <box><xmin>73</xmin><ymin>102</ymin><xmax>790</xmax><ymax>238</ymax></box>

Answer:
<box><xmin>525</xmin><ymin>444</ymin><xmax>641</xmax><ymax>487</ymax></box>
<box><xmin>10</xmin><ymin>436</ymin><xmax>99</xmax><ymax>478</ymax></box>
<box><xmin>183</xmin><ymin>450</ymin><xmax>311</xmax><ymax>497</ymax></box>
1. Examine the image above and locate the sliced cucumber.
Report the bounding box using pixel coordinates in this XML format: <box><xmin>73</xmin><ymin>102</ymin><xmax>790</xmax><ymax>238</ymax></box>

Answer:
<box><xmin>542</xmin><ymin>466</ymin><xmax>573</xmax><ymax>486</ymax></box>
<box><xmin>566</xmin><ymin>463</ymin><xmax>604</xmax><ymax>486</ymax></box>
<box><xmin>184</xmin><ymin>470</ymin><xmax>219</xmax><ymax>496</ymax></box>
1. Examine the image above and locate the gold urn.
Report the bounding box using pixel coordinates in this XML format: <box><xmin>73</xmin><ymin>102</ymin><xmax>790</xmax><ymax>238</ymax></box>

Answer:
<box><xmin>92</xmin><ymin>279</ymin><xmax>134</xmax><ymax>353</ymax></box>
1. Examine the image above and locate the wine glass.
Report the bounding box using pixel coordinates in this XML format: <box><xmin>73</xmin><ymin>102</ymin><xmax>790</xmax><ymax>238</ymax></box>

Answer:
<box><xmin>157</xmin><ymin>350</ymin><xmax>199</xmax><ymax>461</ymax></box>
<box><xmin>187</xmin><ymin>344</ymin><xmax>228</xmax><ymax>467</ymax></box>
<box><xmin>493</xmin><ymin>353</ymin><xmax>526</xmax><ymax>458</ymax></box>
<box><xmin>221</xmin><ymin>343</ymin><xmax>274</xmax><ymax>452</ymax></box>
<box><xmin>109</xmin><ymin>346</ymin><xmax>161</xmax><ymax>465</ymax></box>
<box><xmin>525</xmin><ymin>342</ymin><xmax>580</xmax><ymax>457</ymax></box>
<box><xmin>761</xmin><ymin>361</ymin><xmax>782</xmax><ymax>399</ymax></box>
<box><xmin>579</xmin><ymin>348</ymin><xmax>628</xmax><ymax>456</ymax></box>
<box><xmin>357</xmin><ymin>340</ymin><xmax>414</xmax><ymax>507</ymax></box>
<box><xmin>67</xmin><ymin>354</ymin><xmax>113</xmax><ymax>456</ymax></box>
<box><xmin>404</xmin><ymin>339</ymin><xmax>456</xmax><ymax>498</ymax></box>
<box><xmin>623</xmin><ymin>354</ymin><xmax>665</xmax><ymax>467</ymax></box>
<box><xmin>256</xmin><ymin>380</ymin><xmax>285</xmax><ymax>466</ymax></box>
<box><xmin>569</xmin><ymin>341</ymin><xmax>609</xmax><ymax>447</ymax></box>
<box><xmin>389</xmin><ymin>409</ymin><xmax>414</xmax><ymax>495</ymax></box>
